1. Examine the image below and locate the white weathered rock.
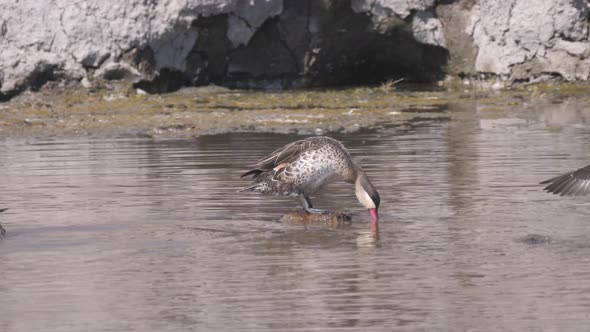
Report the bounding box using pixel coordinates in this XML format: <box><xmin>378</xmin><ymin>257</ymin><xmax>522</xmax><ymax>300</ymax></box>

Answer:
<box><xmin>0</xmin><ymin>0</ymin><xmax>282</xmax><ymax>95</ymax></box>
<box><xmin>227</xmin><ymin>0</ymin><xmax>282</xmax><ymax>47</ymax></box>
<box><xmin>470</xmin><ymin>0</ymin><xmax>590</xmax><ymax>80</ymax></box>
<box><xmin>351</xmin><ymin>0</ymin><xmax>443</xmax><ymax>44</ymax></box>
<box><xmin>555</xmin><ymin>39</ymin><xmax>590</xmax><ymax>59</ymax></box>
<box><xmin>2</xmin><ymin>0</ymin><xmax>590</xmax><ymax>97</ymax></box>
<box><xmin>412</xmin><ymin>10</ymin><xmax>446</xmax><ymax>47</ymax></box>
<box><xmin>95</xmin><ymin>62</ymin><xmax>143</xmax><ymax>81</ymax></box>
<box><xmin>352</xmin><ymin>0</ymin><xmax>435</xmax><ymax>19</ymax></box>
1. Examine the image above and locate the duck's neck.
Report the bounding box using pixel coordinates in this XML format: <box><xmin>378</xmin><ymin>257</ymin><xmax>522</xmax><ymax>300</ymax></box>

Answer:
<box><xmin>355</xmin><ymin>171</ymin><xmax>377</xmax><ymax>209</ymax></box>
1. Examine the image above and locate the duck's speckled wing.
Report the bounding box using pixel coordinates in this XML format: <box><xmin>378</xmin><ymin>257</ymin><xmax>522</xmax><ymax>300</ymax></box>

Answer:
<box><xmin>255</xmin><ymin>137</ymin><xmax>327</xmax><ymax>170</ymax></box>
<box><xmin>541</xmin><ymin>165</ymin><xmax>590</xmax><ymax>196</ymax></box>
<box><xmin>239</xmin><ymin>136</ymin><xmax>355</xmax><ymax>196</ymax></box>
<box><xmin>240</xmin><ymin>137</ymin><xmax>329</xmax><ymax>179</ymax></box>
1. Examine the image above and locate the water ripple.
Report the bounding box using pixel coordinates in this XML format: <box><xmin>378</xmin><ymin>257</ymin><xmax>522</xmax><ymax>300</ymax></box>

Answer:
<box><xmin>1</xmin><ymin>104</ymin><xmax>590</xmax><ymax>331</ymax></box>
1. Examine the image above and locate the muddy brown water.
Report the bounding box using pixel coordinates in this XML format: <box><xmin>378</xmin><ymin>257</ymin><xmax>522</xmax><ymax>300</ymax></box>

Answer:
<box><xmin>1</xmin><ymin>94</ymin><xmax>590</xmax><ymax>331</ymax></box>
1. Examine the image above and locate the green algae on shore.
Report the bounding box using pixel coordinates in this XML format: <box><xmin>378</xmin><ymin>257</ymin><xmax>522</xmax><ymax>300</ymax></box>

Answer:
<box><xmin>1</xmin><ymin>82</ymin><xmax>590</xmax><ymax>139</ymax></box>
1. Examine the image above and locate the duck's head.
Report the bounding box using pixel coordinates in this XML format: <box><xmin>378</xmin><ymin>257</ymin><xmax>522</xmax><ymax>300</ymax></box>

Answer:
<box><xmin>355</xmin><ymin>171</ymin><xmax>380</xmax><ymax>226</ymax></box>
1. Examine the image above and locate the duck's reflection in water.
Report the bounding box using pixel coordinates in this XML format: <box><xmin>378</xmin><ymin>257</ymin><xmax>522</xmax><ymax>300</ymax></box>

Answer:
<box><xmin>279</xmin><ymin>211</ymin><xmax>352</xmax><ymax>227</ymax></box>
<box><xmin>355</xmin><ymin>229</ymin><xmax>380</xmax><ymax>250</ymax></box>
<box><xmin>274</xmin><ymin>211</ymin><xmax>380</xmax><ymax>250</ymax></box>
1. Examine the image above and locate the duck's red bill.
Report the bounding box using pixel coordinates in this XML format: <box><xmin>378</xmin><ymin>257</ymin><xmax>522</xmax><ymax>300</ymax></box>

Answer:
<box><xmin>369</xmin><ymin>208</ymin><xmax>378</xmax><ymax>225</ymax></box>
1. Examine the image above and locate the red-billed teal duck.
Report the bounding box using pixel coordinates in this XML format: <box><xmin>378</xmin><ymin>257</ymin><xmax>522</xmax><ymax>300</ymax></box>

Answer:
<box><xmin>240</xmin><ymin>136</ymin><xmax>380</xmax><ymax>226</ymax></box>
<box><xmin>541</xmin><ymin>165</ymin><xmax>590</xmax><ymax>196</ymax></box>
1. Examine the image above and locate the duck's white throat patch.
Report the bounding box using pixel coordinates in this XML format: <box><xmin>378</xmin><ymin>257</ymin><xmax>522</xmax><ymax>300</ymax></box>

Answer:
<box><xmin>355</xmin><ymin>186</ymin><xmax>376</xmax><ymax>209</ymax></box>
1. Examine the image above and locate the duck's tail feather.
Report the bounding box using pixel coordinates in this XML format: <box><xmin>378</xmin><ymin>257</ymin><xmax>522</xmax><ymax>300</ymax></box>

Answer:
<box><xmin>240</xmin><ymin>169</ymin><xmax>264</xmax><ymax>179</ymax></box>
<box><xmin>237</xmin><ymin>183</ymin><xmax>262</xmax><ymax>193</ymax></box>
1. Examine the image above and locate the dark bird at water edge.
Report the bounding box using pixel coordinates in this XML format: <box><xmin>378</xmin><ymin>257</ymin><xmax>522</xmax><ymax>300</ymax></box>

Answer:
<box><xmin>0</xmin><ymin>208</ymin><xmax>7</xmax><ymax>236</ymax></box>
<box><xmin>541</xmin><ymin>165</ymin><xmax>590</xmax><ymax>196</ymax></box>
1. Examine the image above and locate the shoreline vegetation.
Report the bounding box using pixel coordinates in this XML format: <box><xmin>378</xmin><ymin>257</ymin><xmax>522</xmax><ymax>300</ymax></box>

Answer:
<box><xmin>1</xmin><ymin>82</ymin><xmax>590</xmax><ymax>140</ymax></box>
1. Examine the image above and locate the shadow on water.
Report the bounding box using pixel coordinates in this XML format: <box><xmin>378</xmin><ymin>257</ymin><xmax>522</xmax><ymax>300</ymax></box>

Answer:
<box><xmin>1</xmin><ymin>96</ymin><xmax>590</xmax><ymax>331</ymax></box>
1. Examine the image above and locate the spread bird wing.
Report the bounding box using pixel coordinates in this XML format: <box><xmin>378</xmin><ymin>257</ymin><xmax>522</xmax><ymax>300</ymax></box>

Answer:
<box><xmin>541</xmin><ymin>165</ymin><xmax>590</xmax><ymax>196</ymax></box>
<box><xmin>240</xmin><ymin>137</ymin><xmax>325</xmax><ymax>178</ymax></box>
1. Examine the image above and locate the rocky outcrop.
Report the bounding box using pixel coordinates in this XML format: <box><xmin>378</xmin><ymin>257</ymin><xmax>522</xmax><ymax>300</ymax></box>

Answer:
<box><xmin>1</xmin><ymin>0</ymin><xmax>589</xmax><ymax>98</ymax></box>
<box><xmin>470</xmin><ymin>0</ymin><xmax>590</xmax><ymax>81</ymax></box>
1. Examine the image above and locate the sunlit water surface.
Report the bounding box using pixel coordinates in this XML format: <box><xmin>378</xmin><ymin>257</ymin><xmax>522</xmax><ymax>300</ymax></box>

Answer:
<box><xmin>1</xmin><ymin>99</ymin><xmax>590</xmax><ymax>331</ymax></box>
